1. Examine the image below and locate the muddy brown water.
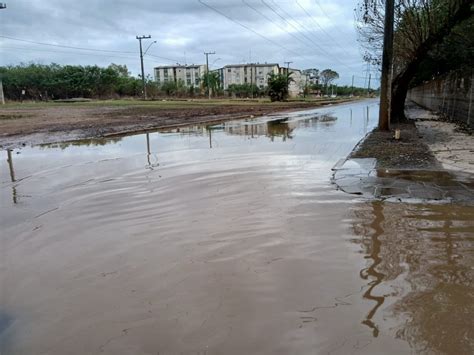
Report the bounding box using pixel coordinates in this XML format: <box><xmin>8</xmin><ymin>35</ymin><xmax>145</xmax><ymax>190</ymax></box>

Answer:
<box><xmin>1</xmin><ymin>100</ymin><xmax>473</xmax><ymax>354</ymax></box>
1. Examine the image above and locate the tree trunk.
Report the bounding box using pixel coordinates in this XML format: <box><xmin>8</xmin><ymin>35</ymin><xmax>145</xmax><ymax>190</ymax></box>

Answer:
<box><xmin>389</xmin><ymin>0</ymin><xmax>473</xmax><ymax>123</ymax></box>
<box><xmin>391</xmin><ymin>56</ymin><xmax>424</xmax><ymax>122</ymax></box>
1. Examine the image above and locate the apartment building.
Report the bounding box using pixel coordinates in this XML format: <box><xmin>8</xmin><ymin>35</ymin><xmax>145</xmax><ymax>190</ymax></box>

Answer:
<box><xmin>302</xmin><ymin>68</ymin><xmax>320</xmax><ymax>85</ymax></box>
<box><xmin>280</xmin><ymin>67</ymin><xmax>309</xmax><ymax>97</ymax></box>
<box><xmin>154</xmin><ymin>64</ymin><xmax>206</xmax><ymax>87</ymax></box>
<box><xmin>219</xmin><ymin>63</ymin><xmax>280</xmax><ymax>90</ymax></box>
<box><xmin>289</xmin><ymin>69</ymin><xmax>308</xmax><ymax>97</ymax></box>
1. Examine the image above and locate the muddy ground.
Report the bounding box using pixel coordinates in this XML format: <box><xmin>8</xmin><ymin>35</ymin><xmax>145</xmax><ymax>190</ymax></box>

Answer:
<box><xmin>350</xmin><ymin>121</ymin><xmax>440</xmax><ymax>169</ymax></box>
<box><xmin>0</xmin><ymin>98</ymin><xmax>353</xmax><ymax>148</ymax></box>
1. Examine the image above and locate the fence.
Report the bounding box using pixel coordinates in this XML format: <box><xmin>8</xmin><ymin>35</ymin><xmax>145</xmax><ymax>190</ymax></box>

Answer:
<box><xmin>408</xmin><ymin>70</ymin><xmax>473</xmax><ymax>128</ymax></box>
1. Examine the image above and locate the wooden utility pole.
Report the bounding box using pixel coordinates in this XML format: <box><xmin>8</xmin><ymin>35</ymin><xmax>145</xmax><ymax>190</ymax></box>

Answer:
<box><xmin>378</xmin><ymin>0</ymin><xmax>395</xmax><ymax>131</ymax></box>
<box><xmin>204</xmin><ymin>51</ymin><xmax>215</xmax><ymax>99</ymax></box>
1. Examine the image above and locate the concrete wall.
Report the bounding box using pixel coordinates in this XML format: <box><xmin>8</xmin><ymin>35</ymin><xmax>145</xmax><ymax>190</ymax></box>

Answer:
<box><xmin>408</xmin><ymin>71</ymin><xmax>473</xmax><ymax>128</ymax></box>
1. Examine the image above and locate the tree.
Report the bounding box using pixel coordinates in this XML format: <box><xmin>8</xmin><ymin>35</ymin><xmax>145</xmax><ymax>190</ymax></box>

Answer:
<box><xmin>267</xmin><ymin>72</ymin><xmax>293</xmax><ymax>101</ymax></box>
<box><xmin>356</xmin><ymin>0</ymin><xmax>473</xmax><ymax>121</ymax></box>
<box><xmin>201</xmin><ymin>71</ymin><xmax>221</xmax><ymax>97</ymax></box>
<box><xmin>319</xmin><ymin>69</ymin><xmax>339</xmax><ymax>89</ymax></box>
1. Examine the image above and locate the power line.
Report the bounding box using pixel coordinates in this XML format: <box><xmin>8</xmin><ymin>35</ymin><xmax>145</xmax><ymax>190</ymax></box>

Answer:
<box><xmin>0</xmin><ymin>45</ymin><xmax>138</xmax><ymax>60</ymax></box>
<box><xmin>0</xmin><ymin>45</ymin><xmax>177</xmax><ymax>64</ymax></box>
<box><xmin>198</xmin><ymin>0</ymin><xmax>301</xmax><ymax>58</ymax></box>
<box><xmin>261</xmin><ymin>1</ymin><xmax>325</xmax><ymax>54</ymax></box>
<box><xmin>295</xmin><ymin>0</ymin><xmax>353</xmax><ymax>58</ymax></box>
<box><xmin>242</xmin><ymin>0</ymin><xmax>313</xmax><ymax>56</ymax></box>
<box><xmin>313</xmin><ymin>0</ymin><xmax>355</xmax><ymax>47</ymax></box>
<box><xmin>0</xmin><ymin>35</ymin><xmax>135</xmax><ymax>53</ymax></box>
<box><xmin>261</xmin><ymin>0</ymin><xmax>356</xmax><ymax>70</ymax></box>
<box><xmin>145</xmin><ymin>52</ymin><xmax>183</xmax><ymax>63</ymax></box>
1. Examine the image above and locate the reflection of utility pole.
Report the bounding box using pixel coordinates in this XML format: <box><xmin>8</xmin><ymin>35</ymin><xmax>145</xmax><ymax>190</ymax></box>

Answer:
<box><xmin>7</xmin><ymin>149</ymin><xmax>17</xmax><ymax>204</ymax></box>
<box><xmin>207</xmin><ymin>126</ymin><xmax>212</xmax><ymax>148</ymax></box>
<box><xmin>378</xmin><ymin>0</ymin><xmax>394</xmax><ymax>131</ymax></box>
<box><xmin>360</xmin><ymin>201</ymin><xmax>386</xmax><ymax>337</ymax></box>
<box><xmin>351</xmin><ymin>75</ymin><xmax>355</xmax><ymax>97</ymax></box>
<box><xmin>204</xmin><ymin>51</ymin><xmax>216</xmax><ymax>99</ymax></box>
<box><xmin>146</xmin><ymin>133</ymin><xmax>151</xmax><ymax>166</ymax></box>
<box><xmin>136</xmin><ymin>35</ymin><xmax>152</xmax><ymax>99</ymax></box>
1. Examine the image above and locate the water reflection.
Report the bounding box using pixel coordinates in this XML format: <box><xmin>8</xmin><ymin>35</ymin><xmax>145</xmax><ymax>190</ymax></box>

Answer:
<box><xmin>6</xmin><ymin>150</ymin><xmax>17</xmax><ymax>204</ymax></box>
<box><xmin>145</xmin><ymin>133</ymin><xmax>159</xmax><ymax>169</ymax></box>
<box><xmin>40</xmin><ymin>137</ymin><xmax>123</xmax><ymax>150</ymax></box>
<box><xmin>359</xmin><ymin>201</ymin><xmax>385</xmax><ymax>337</ymax></box>
<box><xmin>351</xmin><ymin>202</ymin><xmax>474</xmax><ymax>353</ymax></box>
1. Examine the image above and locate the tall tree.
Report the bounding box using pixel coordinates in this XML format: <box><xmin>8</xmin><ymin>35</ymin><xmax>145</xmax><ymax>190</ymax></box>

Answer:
<box><xmin>356</xmin><ymin>0</ymin><xmax>473</xmax><ymax>121</ymax></box>
<box><xmin>319</xmin><ymin>69</ymin><xmax>339</xmax><ymax>88</ymax></box>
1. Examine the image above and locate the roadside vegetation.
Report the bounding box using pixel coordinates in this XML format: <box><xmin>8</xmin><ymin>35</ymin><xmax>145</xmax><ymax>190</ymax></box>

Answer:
<box><xmin>0</xmin><ymin>63</ymin><xmax>370</xmax><ymax>103</ymax></box>
<box><xmin>356</xmin><ymin>0</ymin><xmax>473</xmax><ymax>122</ymax></box>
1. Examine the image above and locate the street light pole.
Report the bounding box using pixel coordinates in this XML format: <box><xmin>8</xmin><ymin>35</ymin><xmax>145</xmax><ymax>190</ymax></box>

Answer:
<box><xmin>137</xmin><ymin>35</ymin><xmax>152</xmax><ymax>99</ymax></box>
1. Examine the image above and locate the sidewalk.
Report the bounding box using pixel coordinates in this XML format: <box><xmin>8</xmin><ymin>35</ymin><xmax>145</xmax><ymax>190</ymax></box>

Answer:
<box><xmin>411</xmin><ymin>105</ymin><xmax>474</xmax><ymax>174</ymax></box>
<box><xmin>332</xmin><ymin>103</ymin><xmax>474</xmax><ymax>203</ymax></box>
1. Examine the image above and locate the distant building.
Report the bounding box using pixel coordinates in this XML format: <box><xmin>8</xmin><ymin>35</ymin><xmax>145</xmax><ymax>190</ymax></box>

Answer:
<box><xmin>219</xmin><ymin>63</ymin><xmax>280</xmax><ymax>91</ymax></box>
<box><xmin>302</xmin><ymin>68</ymin><xmax>320</xmax><ymax>86</ymax></box>
<box><xmin>154</xmin><ymin>64</ymin><xmax>206</xmax><ymax>87</ymax></box>
<box><xmin>280</xmin><ymin>67</ymin><xmax>309</xmax><ymax>97</ymax></box>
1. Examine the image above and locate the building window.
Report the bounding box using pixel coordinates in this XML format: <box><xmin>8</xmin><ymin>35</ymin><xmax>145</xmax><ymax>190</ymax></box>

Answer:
<box><xmin>195</xmin><ymin>78</ymin><xmax>199</xmax><ymax>85</ymax></box>
<box><xmin>227</xmin><ymin>68</ymin><xmax>231</xmax><ymax>73</ymax></box>
<box><xmin>187</xmin><ymin>79</ymin><xmax>191</xmax><ymax>85</ymax></box>
<box><xmin>156</xmin><ymin>71</ymin><xmax>160</xmax><ymax>78</ymax></box>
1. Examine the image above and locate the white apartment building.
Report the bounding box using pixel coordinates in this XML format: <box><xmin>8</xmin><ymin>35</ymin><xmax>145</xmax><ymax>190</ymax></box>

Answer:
<box><xmin>279</xmin><ymin>67</ymin><xmax>309</xmax><ymax>97</ymax></box>
<box><xmin>219</xmin><ymin>63</ymin><xmax>280</xmax><ymax>90</ymax></box>
<box><xmin>288</xmin><ymin>68</ymin><xmax>308</xmax><ymax>97</ymax></box>
<box><xmin>154</xmin><ymin>64</ymin><xmax>206</xmax><ymax>87</ymax></box>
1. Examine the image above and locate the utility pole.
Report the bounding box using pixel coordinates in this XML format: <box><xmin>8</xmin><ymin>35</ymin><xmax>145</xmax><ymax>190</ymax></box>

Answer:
<box><xmin>378</xmin><ymin>0</ymin><xmax>395</xmax><ymax>131</ymax></box>
<box><xmin>250</xmin><ymin>64</ymin><xmax>254</xmax><ymax>98</ymax></box>
<box><xmin>0</xmin><ymin>3</ymin><xmax>6</xmax><ymax>104</ymax></box>
<box><xmin>204</xmin><ymin>51</ymin><xmax>215</xmax><ymax>99</ymax></box>
<box><xmin>284</xmin><ymin>61</ymin><xmax>292</xmax><ymax>94</ymax></box>
<box><xmin>136</xmin><ymin>35</ymin><xmax>152</xmax><ymax>99</ymax></box>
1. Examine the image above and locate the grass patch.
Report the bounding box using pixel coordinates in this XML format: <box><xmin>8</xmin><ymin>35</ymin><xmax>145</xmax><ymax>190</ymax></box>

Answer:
<box><xmin>1</xmin><ymin>97</ymin><xmax>352</xmax><ymax>110</ymax></box>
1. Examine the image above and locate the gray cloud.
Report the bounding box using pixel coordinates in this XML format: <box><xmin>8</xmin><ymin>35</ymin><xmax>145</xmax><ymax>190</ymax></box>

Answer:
<box><xmin>0</xmin><ymin>0</ymin><xmax>377</xmax><ymax>86</ymax></box>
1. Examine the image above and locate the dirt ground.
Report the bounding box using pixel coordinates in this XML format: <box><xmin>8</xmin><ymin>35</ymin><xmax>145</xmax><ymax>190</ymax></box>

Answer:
<box><xmin>351</xmin><ymin>102</ymin><xmax>474</xmax><ymax>171</ymax></box>
<box><xmin>350</xmin><ymin>105</ymin><xmax>441</xmax><ymax>170</ymax></box>
<box><xmin>0</xmin><ymin>98</ymin><xmax>353</xmax><ymax>148</ymax></box>
<box><xmin>351</xmin><ymin>117</ymin><xmax>440</xmax><ymax>170</ymax></box>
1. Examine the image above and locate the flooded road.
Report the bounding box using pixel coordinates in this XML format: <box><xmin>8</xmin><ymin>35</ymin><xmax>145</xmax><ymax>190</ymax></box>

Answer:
<box><xmin>1</xmin><ymin>99</ymin><xmax>473</xmax><ymax>354</ymax></box>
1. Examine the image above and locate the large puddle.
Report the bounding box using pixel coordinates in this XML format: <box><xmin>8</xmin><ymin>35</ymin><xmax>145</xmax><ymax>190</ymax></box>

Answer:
<box><xmin>1</xmin><ymin>99</ymin><xmax>473</xmax><ymax>354</ymax></box>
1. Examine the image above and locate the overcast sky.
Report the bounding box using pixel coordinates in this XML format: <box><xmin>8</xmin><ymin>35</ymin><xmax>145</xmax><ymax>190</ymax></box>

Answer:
<box><xmin>0</xmin><ymin>0</ymin><xmax>379</xmax><ymax>86</ymax></box>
